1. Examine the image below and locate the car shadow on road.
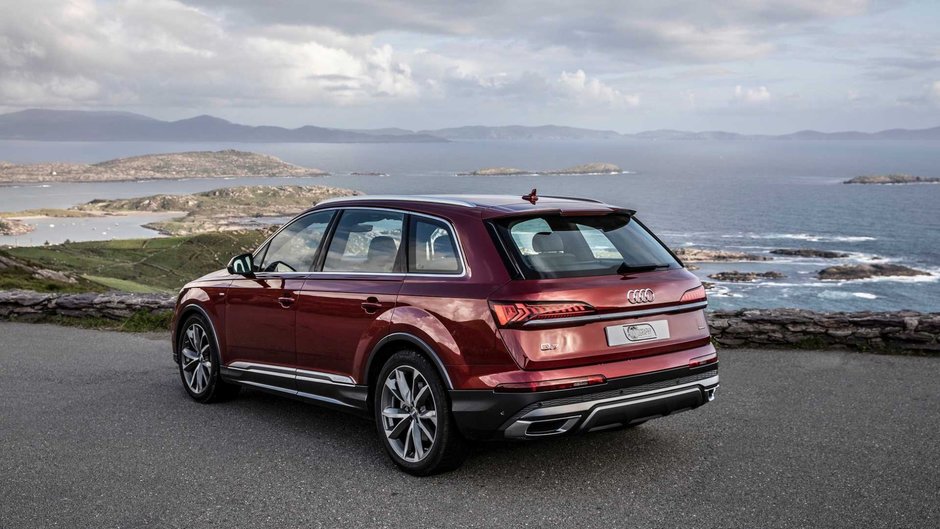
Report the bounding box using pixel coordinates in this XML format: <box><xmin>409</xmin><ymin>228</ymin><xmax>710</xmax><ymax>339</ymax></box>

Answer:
<box><xmin>213</xmin><ymin>387</ymin><xmax>687</xmax><ymax>483</ymax></box>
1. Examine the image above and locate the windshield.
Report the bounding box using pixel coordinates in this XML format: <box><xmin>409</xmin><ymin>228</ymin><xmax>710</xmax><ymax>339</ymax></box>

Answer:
<box><xmin>494</xmin><ymin>214</ymin><xmax>680</xmax><ymax>279</ymax></box>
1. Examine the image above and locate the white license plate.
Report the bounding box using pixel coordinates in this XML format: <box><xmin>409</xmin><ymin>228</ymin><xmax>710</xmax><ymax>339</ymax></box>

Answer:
<box><xmin>605</xmin><ymin>319</ymin><xmax>670</xmax><ymax>346</ymax></box>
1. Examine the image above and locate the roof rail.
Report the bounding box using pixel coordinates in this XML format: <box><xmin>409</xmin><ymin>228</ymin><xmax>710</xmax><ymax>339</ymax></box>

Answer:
<box><xmin>538</xmin><ymin>195</ymin><xmax>605</xmax><ymax>204</ymax></box>
<box><xmin>316</xmin><ymin>195</ymin><xmax>476</xmax><ymax>208</ymax></box>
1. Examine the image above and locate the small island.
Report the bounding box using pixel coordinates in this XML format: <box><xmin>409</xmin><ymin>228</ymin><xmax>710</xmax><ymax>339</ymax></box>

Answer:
<box><xmin>0</xmin><ymin>150</ymin><xmax>326</xmax><ymax>184</ymax></box>
<box><xmin>817</xmin><ymin>264</ymin><xmax>930</xmax><ymax>280</ymax></box>
<box><xmin>459</xmin><ymin>162</ymin><xmax>623</xmax><ymax>176</ymax></box>
<box><xmin>770</xmin><ymin>248</ymin><xmax>849</xmax><ymax>258</ymax></box>
<box><xmin>673</xmin><ymin>247</ymin><xmax>771</xmax><ymax>262</ymax></box>
<box><xmin>0</xmin><ymin>218</ymin><xmax>33</xmax><ymax>236</ymax></box>
<box><xmin>843</xmin><ymin>174</ymin><xmax>940</xmax><ymax>185</ymax></box>
<box><xmin>708</xmin><ymin>271</ymin><xmax>785</xmax><ymax>282</ymax></box>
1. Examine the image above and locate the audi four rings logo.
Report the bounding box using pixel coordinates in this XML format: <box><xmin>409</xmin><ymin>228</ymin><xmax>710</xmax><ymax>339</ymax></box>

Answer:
<box><xmin>627</xmin><ymin>288</ymin><xmax>655</xmax><ymax>304</ymax></box>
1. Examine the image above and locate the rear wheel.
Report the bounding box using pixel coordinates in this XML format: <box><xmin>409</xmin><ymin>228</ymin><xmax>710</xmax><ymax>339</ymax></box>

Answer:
<box><xmin>177</xmin><ymin>314</ymin><xmax>240</xmax><ymax>403</ymax></box>
<box><xmin>374</xmin><ymin>350</ymin><xmax>466</xmax><ymax>476</ymax></box>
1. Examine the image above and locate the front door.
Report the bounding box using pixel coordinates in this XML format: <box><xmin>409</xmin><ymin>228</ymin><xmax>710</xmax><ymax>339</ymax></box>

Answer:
<box><xmin>224</xmin><ymin>210</ymin><xmax>335</xmax><ymax>388</ymax></box>
<box><xmin>295</xmin><ymin>208</ymin><xmax>405</xmax><ymax>393</ymax></box>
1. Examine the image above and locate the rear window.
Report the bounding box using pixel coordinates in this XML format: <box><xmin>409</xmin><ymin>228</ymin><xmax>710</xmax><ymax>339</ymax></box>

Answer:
<box><xmin>493</xmin><ymin>214</ymin><xmax>680</xmax><ymax>279</ymax></box>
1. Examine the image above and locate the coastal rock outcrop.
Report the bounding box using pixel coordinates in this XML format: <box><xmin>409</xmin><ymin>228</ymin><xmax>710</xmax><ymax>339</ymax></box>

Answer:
<box><xmin>460</xmin><ymin>162</ymin><xmax>623</xmax><ymax>176</ymax></box>
<box><xmin>844</xmin><ymin>174</ymin><xmax>940</xmax><ymax>184</ymax></box>
<box><xmin>708</xmin><ymin>271</ymin><xmax>785</xmax><ymax>282</ymax></box>
<box><xmin>0</xmin><ymin>218</ymin><xmax>34</xmax><ymax>236</ymax></box>
<box><xmin>770</xmin><ymin>248</ymin><xmax>849</xmax><ymax>258</ymax></box>
<box><xmin>817</xmin><ymin>264</ymin><xmax>930</xmax><ymax>281</ymax></box>
<box><xmin>673</xmin><ymin>247</ymin><xmax>771</xmax><ymax>262</ymax></box>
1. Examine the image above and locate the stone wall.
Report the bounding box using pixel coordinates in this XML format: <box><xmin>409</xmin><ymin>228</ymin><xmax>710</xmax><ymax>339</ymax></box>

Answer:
<box><xmin>0</xmin><ymin>290</ymin><xmax>175</xmax><ymax>321</ymax></box>
<box><xmin>708</xmin><ymin>309</ymin><xmax>940</xmax><ymax>353</ymax></box>
<box><xmin>1</xmin><ymin>289</ymin><xmax>937</xmax><ymax>354</ymax></box>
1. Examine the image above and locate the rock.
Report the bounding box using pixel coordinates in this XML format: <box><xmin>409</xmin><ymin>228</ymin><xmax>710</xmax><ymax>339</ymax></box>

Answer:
<box><xmin>708</xmin><ymin>271</ymin><xmax>785</xmax><ymax>282</ymax></box>
<box><xmin>817</xmin><ymin>264</ymin><xmax>930</xmax><ymax>281</ymax></box>
<box><xmin>0</xmin><ymin>218</ymin><xmax>35</xmax><ymax>236</ymax></box>
<box><xmin>844</xmin><ymin>174</ymin><xmax>940</xmax><ymax>185</ymax></box>
<box><xmin>459</xmin><ymin>162</ymin><xmax>622</xmax><ymax>176</ymax></box>
<box><xmin>674</xmin><ymin>247</ymin><xmax>771</xmax><ymax>262</ymax></box>
<box><xmin>770</xmin><ymin>248</ymin><xmax>849</xmax><ymax>258</ymax></box>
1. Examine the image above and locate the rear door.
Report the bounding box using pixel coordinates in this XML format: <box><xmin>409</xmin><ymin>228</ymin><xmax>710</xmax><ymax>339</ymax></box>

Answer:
<box><xmin>224</xmin><ymin>210</ymin><xmax>334</xmax><ymax>387</ymax></box>
<box><xmin>489</xmin><ymin>213</ymin><xmax>710</xmax><ymax>370</ymax></box>
<box><xmin>295</xmin><ymin>208</ymin><xmax>405</xmax><ymax>391</ymax></box>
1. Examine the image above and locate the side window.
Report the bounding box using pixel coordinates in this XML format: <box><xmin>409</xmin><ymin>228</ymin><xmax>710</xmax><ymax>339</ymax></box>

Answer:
<box><xmin>409</xmin><ymin>217</ymin><xmax>462</xmax><ymax>274</ymax></box>
<box><xmin>323</xmin><ymin>209</ymin><xmax>404</xmax><ymax>273</ymax></box>
<box><xmin>257</xmin><ymin>211</ymin><xmax>333</xmax><ymax>273</ymax></box>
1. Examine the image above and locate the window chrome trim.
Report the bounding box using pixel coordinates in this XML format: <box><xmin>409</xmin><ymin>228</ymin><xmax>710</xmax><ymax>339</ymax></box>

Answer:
<box><xmin>521</xmin><ymin>300</ymin><xmax>708</xmax><ymax>327</ymax></box>
<box><xmin>226</xmin><ymin>361</ymin><xmax>357</xmax><ymax>385</ymax></box>
<box><xmin>250</xmin><ymin>206</ymin><xmax>469</xmax><ymax>279</ymax></box>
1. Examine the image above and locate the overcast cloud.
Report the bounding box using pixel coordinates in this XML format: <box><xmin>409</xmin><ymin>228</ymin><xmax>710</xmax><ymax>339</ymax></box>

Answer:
<box><xmin>1</xmin><ymin>0</ymin><xmax>938</xmax><ymax>133</ymax></box>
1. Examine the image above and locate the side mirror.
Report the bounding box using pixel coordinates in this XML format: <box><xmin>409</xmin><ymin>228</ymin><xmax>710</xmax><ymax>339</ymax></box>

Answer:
<box><xmin>227</xmin><ymin>253</ymin><xmax>256</xmax><ymax>276</ymax></box>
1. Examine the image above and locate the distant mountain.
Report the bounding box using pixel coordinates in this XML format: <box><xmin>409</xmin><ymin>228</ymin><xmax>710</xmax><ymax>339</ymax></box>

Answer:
<box><xmin>1</xmin><ymin>109</ymin><xmax>939</xmax><ymax>142</ymax></box>
<box><xmin>419</xmin><ymin>124</ymin><xmax>622</xmax><ymax>140</ymax></box>
<box><xmin>0</xmin><ymin>109</ymin><xmax>445</xmax><ymax>143</ymax></box>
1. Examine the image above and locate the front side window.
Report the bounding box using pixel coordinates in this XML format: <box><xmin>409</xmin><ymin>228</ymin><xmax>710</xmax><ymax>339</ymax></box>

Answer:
<box><xmin>323</xmin><ymin>209</ymin><xmax>404</xmax><ymax>273</ymax></box>
<box><xmin>495</xmin><ymin>214</ymin><xmax>679</xmax><ymax>279</ymax></box>
<box><xmin>409</xmin><ymin>217</ymin><xmax>462</xmax><ymax>274</ymax></box>
<box><xmin>257</xmin><ymin>211</ymin><xmax>334</xmax><ymax>273</ymax></box>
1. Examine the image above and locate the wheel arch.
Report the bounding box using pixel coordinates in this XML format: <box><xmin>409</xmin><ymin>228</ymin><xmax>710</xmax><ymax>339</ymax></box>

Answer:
<box><xmin>174</xmin><ymin>303</ymin><xmax>222</xmax><ymax>363</ymax></box>
<box><xmin>365</xmin><ymin>333</ymin><xmax>454</xmax><ymax>410</ymax></box>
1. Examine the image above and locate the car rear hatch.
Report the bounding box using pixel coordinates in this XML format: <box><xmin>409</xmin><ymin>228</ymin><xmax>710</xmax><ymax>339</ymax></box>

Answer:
<box><xmin>486</xmin><ymin>207</ymin><xmax>710</xmax><ymax>370</ymax></box>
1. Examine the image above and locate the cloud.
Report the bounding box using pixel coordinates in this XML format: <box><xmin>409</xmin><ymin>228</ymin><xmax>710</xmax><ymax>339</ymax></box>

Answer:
<box><xmin>734</xmin><ymin>85</ymin><xmax>772</xmax><ymax>104</ymax></box>
<box><xmin>558</xmin><ymin>70</ymin><xmax>640</xmax><ymax>107</ymax></box>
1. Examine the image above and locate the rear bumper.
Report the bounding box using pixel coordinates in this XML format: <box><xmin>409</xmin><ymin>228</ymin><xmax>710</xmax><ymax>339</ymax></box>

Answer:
<box><xmin>450</xmin><ymin>364</ymin><xmax>718</xmax><ymax>439</ymax></box>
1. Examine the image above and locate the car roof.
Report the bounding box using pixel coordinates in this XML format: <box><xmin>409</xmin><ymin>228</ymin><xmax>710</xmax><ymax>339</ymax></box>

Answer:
<box><xmin>315</xmin><ymin>194</ymin><xmax>632</xmax><ymax>218</ymax></box>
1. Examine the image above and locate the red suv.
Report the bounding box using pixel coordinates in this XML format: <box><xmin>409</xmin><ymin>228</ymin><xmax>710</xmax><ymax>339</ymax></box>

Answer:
<box><xmin>172</xmin><ymin>192</ymin><xmax>718</xmax><ymax>475</ymax></box>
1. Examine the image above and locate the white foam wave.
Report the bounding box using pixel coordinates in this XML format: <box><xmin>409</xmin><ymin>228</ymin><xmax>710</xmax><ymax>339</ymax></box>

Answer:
<box><xmin>817</xmin><ymin>291</ymin><xmax>878</xmax><ymax>300</ymax></box>
<box><xmin>720</xmin><ymin>232</ymin><xmax>876</xmax><ymax>243</ymax></box>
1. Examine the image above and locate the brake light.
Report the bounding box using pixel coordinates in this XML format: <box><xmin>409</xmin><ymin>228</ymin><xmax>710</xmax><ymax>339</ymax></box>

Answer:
<box><xmin>689</xmin><ymin>352</ymin><xmax>718</xmax><ymax>368</ymax></box>
<box><xmin>679</xmin><ymin>285</ymin><xmax>707</xmax><ymax>303</ymax></box>
<box><xmin>495</xmin><ymin>375</ymin><xmax>607</xmax><ymax>393</ymax></box>
<box><xmin>490</xmin><ymin>301</ymin><xmax>595</xmax><ymax>327</ymax></box>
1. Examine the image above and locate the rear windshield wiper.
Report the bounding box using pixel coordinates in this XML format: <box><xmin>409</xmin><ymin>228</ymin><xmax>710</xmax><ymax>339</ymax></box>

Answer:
<box><xmin>617</xmin><ymin>262</ymin><xmax>670</xmax><ymax>274</ymax></box>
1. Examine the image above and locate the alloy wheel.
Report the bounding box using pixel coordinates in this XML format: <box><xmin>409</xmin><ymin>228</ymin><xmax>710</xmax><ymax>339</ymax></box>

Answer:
<box><xmin>181</xmin><ymin>322</ymin><xmax>212</xmax><ymax>394</ymax></box>
<box><xmin>380</xmin><ymin>366</ymin><xmax>438</xmax><ymax>462</ymax></box>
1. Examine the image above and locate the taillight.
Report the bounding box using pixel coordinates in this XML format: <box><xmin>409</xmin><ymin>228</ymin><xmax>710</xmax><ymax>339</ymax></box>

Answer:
<box><xmin>689</xmin><ymin>352</ymin><xmax>718</xmax><ymax>368</ymax></box>
<box><xmin>495</xmin><ymin>375</ymin><xmax>607</xmax><ymax>393</ymax></box>
<box><xmin>490</xmin><ymin>301</ymin><xmax>595</xmax><ymax>327</ymax></box>
<box><xmin>679</xmin><ymin>285</ymin><xmax>707</xmax><ymax>303</ymax></box>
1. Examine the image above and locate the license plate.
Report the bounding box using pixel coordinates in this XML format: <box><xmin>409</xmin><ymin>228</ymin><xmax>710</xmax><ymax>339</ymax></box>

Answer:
<box><xmin>605</xmin><ymin>319</ymin><xmax>670</xmax><ymax>346</ymax></box>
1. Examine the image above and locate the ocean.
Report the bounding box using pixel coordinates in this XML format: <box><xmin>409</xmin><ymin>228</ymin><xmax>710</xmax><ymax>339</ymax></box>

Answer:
<box><xmin>1</xmin><ymin>139</ymin><xmax>938</xmax><ymax>312</ymax></box>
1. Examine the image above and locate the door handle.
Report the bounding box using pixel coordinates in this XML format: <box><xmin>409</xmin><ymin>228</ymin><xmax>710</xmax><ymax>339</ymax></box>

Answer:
<box><xmin>277</xmin><ymin>296</ymin><xmax>295</xmax><ymax>308</ymax></box>
<box><xmin>361</xmin><ymin>297</ymin><xmax>382</xmax><ymax>314</ymax></box>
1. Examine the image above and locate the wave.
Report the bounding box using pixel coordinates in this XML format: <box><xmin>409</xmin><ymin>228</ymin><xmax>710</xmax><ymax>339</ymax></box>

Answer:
<box><xmin>817</xmin><ymin>291</ymin><xmax>878</xmax><ymax>300</ymax></box>
<box><xmin>720</xmin><ymin>232</ymin><xmax>876</xmax><ymax>243</ymax></box>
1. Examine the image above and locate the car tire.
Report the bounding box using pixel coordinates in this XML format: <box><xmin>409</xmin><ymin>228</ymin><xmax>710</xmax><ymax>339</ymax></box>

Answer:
<box><xmin>374</xmin><ymin>350</ymin><xmax>467</xmax><ymax>476</ymax></box>
<box><xmin>177</xmin><ymin>314</ymin><xmax>240</xmax><ymax>403</ymax></box>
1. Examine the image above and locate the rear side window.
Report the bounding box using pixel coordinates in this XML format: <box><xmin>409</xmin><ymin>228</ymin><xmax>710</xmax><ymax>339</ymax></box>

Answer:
<box><xmin>409</xmin><ymin>217</ymin><xmax>462</xmax><ymax>274</ymax></box>
<box><xmin>494</xmin><ymin>214</ymin><xmax>679</xmax><ymax>279</ymax></box>
<box><xmin>323</xmin><ymin>209</ymin><xmax>405</xmax><ymax>273</ymax></box>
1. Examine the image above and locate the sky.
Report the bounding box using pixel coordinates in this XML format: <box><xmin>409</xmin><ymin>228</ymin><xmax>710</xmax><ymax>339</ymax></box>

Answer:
<box><xmin>1</xmin><ymin>0</ymin><xmax>939</xmax><ymax>134</ymax></box>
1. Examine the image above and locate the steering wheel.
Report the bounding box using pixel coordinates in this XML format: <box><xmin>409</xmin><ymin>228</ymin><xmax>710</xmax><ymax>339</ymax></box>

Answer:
<box><xmin>263</xmin><ymin>260</ymin><xmax>296</xmax><ymax>273</ymax></box>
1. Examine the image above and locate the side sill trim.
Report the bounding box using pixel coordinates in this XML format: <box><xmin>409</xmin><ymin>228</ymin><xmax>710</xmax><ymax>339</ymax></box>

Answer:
<box><xmin>226</xmin><ymin>361</ymin><xmax>356</xmax><ymax>385</ymax></box>
<box><xmin>522</xmin><ymin>300</ymin><xmax>708</xmax><ymax>327</ymax></box>
<box><xmin>235</xmin><ymin>380</ymin><xmax>357</xmax><ymax>409</ymax></box>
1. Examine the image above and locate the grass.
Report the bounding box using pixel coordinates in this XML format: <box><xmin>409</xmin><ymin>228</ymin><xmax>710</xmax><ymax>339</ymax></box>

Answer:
<box><xmin>0</xmin><ymin>262</ymin><xmax>106</xmax><ymax>293</ymax></box>
<box><xmin>6</xmin><ymin>230</ymin><xmax>267</xmax><ymax>292</ymax></box>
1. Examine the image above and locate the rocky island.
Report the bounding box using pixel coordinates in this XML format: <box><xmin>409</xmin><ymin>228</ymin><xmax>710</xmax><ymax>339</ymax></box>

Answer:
<box><xmin>459</xmin><ymin>162</ymin><xmax>623</xmax><ymax>176</ymax></box>
<box><xmin>708</xmin><ymin>271</ymin><xmax>786</xmax><ymax>282</ymax></box>
<box><xmin>817</xmin><ymin>264</ymin><xmax>930</xmax><ymax>280</ymax></box>
<box><xmin>673</xmin><ymin>247</ymin><xmax>771</xmax><ymax>262</ymax></box>
<box><xmin>844</xmin><ymin>174</ymin><xmax>940</xmax><ymax>185</ymax></box>
<box><xmin>0</xmin><ymin>150</ymin><xmax>326</xmax><ymax>184</ymax></box>
<box><xmin>0</xmin><ymin>218</ymin><xmax>33</xmax><ymax>236</ymax></box>
<box><xmin>770</xmin><ymin>248</ymin><xmax>849</xmax><ymax>258</ymax></box>
<box><xmin>73</xmin><ymin>185</ymin><xmax>359</xmax><ymax>235</ymax></box>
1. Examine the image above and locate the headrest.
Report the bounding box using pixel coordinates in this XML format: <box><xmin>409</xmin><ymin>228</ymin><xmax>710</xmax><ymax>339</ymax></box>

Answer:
<box><xmin>532</xmin><ymin>232</ymin><xmax>564</xmax><ymax>253</ymax></box>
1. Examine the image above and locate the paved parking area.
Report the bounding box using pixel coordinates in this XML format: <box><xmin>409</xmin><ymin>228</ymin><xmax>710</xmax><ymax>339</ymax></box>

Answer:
<box><xmin>2</xmin><ymin>322</ymin><xmax>938</xmax><ymax>528</ymax></box>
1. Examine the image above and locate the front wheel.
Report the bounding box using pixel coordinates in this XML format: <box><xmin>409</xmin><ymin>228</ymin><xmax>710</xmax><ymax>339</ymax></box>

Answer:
<box><xmin>177</xmin><ymin>314</ymin><xmax>240</xmax><ymax>403</ymax></box>
<box><xmin>374</xmin><ymin>350</ymin><xmax>466</xmax><ymax>476</ymax></box>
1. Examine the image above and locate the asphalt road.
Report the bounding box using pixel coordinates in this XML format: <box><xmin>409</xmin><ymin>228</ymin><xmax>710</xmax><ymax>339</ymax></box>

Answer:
<box><xmin>1</xmin><ymin>322</ymin><xmax>938</xmax><ymax>528</ymax></box>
